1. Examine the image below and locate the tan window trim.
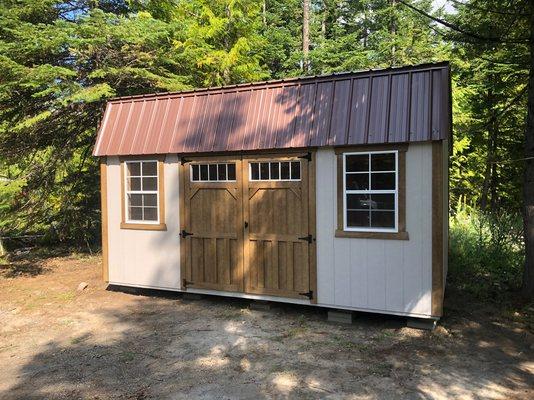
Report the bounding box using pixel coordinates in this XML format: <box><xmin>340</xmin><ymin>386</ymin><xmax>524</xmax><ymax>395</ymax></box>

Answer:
<box><xmin>120</xmin><ymin>155</ymin><xmax>167</xmax><ymax>231</ymax></box>
<box><xmin>335</xmin><ymin>144</ymin><xmax>408</xmax><ymax>240</ymax></box>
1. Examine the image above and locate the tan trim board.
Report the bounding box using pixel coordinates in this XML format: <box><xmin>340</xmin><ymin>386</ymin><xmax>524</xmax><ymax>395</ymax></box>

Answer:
<box><xmin>431</xmin><ymin>141</ymin><xmax>445</xmax><ymax>317</ymax></box>
<box><xmin>308</xmin><ymin>151</ymin><xmax>318</xmax><ymax>303</ymax></box>
<box><xmin>120</xmin><ymin>222</ymin><xmax>167</xmax><ymax>231</ymax></box>
<box><xmin>100</xmin><ymin>159</ymin><xmax>109</xmax><ymax>282</ymax></box>
<box><xmin>179</xmin><ymin>160</ymin><xmax>187</xmax><ymax>290</ymax></box>
<box><xmin>334</xmin><ymin>143</ymin><xmax>409</xmax><ymax>154</ymax></box>
<box><xmin>335</xmin><ymin>229</ymin><xmax>409</xmax><ymax>240</ymax></box>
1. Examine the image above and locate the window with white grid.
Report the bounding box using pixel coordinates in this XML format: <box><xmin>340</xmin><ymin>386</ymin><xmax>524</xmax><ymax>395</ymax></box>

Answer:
<box><xmin>343</xmin><ymin>151</ymin><xmax>398</xmax><ymax>232</ymax></box>
<box><xmin>124</xmin><ymin>160</ymin><xmax>159</xmax><ymax>223</ymax></box>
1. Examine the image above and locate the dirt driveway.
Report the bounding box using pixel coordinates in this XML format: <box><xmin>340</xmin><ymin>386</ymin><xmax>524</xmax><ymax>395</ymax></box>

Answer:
<box><xmin>0</xmin><ymin>251</ymin><xmax>533</xmax><ymax>399</ymax></box>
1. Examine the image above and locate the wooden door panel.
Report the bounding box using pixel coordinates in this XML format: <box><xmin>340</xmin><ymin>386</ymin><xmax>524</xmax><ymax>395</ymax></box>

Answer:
<box><xmin>243</xmin><ymin>156</ymin><xmax>313</xmax><ymax>299</ymax></box>
<box><xmin>180</xmin><ymin>159</ymin><xmax>243</xmax><ymax>292</ymax></box>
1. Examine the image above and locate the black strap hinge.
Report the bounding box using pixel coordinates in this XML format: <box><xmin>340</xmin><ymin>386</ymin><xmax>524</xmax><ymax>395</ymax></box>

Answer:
<box><xmin>180</xmin><ymin>158</ymin><xmax>190</xmax><ymax>165</ymax></box>
<box><xmin>182</xmin><ymin>278</ymin><xmax>194</xmax><ymax>288</ymax></box>
<box><xmin>299</xmin><ymin>290</ymin><xmax>313</xmax><ymax>299</ymax></box>
<box><xmin>180</xmin><ymin>230</ymin><xmax>193</xmax><ymax>238</ymax></box>
<box><xmin>298</xmin><ymin>234</ymin><xmax>314</xmax><ymax>243</ymax></box>
<box><xmin>298</xmin><ymin>152</ymin><xmax>312</xmax><ymax>161</ymax></box>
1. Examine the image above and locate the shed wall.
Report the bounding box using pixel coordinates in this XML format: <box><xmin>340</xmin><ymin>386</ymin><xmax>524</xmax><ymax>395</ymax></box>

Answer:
<box><xmin>106</xmin><ymin>155</ymin><xmax>181</xmax><ymax>289</ymax></box>
<box><xmin>104</xmin><ymin>144</ymin><xmax>439</xmax><ymax>317</ymax></box>
<box><xmin>315</xmin><ymin>144</ymin><xmax>434</xmax><ymax>316</ymax></box>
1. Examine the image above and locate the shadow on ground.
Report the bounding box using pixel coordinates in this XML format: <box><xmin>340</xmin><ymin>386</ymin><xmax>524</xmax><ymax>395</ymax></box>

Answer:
<box><xmin>3</xmin><ymin>288</ymin><xmax>533</xmax><ymax>400</ymax></box>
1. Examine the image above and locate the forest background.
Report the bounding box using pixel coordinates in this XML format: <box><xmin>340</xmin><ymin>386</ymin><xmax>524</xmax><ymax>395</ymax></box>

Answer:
<box><xmin>0</xmin><ymin>0</ymin><xmax>531</xmax><ymax>300</ymax></box>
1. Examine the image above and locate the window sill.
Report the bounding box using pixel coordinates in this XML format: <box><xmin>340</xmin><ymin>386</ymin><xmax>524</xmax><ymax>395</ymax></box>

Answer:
<box><xmin>335</xmin><ymin>229</ymin><xmax>409</xmax><ymax>240</ymax></box>
<box><xmin>120</xmin><ymin>222</ymin><xmax>167</xmax><ymax>231</ymax></box>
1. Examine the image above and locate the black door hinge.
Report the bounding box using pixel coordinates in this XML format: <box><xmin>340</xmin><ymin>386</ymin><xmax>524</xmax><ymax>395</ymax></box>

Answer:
<box><xmin>298</xmin><ymin>234</ymin><xmax>314</xmax><ymax>243</ymax></box>
<box><xmin>298</xmin><ymin>152</ymin><xmax>312</xmax><ymax>161</ymax></box>
<box><xmin>299</xmin><ymin>290</ymin><xmax>313</xmax><ymax>299</ymax></box>
<box><xmin>180</xmin><ymin>230</ymin><xmax>193</xmax><ymax>238</ymax></box>
<box><xmin>182</xmin><ymin>278</ymin><xmax>194</xmax><ymax>288</ymax></box>
<box><xmin>180</xmin><ymin>158</ymin><xmax>190</xmax><ymax>165</ymax></box>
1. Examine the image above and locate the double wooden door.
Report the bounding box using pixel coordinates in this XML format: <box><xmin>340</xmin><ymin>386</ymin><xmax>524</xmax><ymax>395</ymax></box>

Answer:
<box><xmin>180</xmin><ymin>153</ymin><xmax>316</xmax><ymax>301</ymax></box>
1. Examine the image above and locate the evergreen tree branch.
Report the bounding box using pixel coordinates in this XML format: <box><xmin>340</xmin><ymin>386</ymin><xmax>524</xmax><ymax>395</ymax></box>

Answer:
<box><xmin>398</xmin><ymin>0</ymin><xmax>529</xmax><ymax>44</ymax></box>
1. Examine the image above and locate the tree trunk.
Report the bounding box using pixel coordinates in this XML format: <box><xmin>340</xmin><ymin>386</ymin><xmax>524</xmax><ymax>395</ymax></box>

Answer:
<box><xmin>523</xmin><ymin>1</ymin><xmax>534</xmax><ymax>299</ymax></box>
<box><xmin>481</xmin><ymin>88</ymin><xmax>499</xmax><ymax>211</ymax></box>
<box><xmin>302</xmin><ymin>0</ymin><xmax>310</xmax><ymax>72</ymax></box>
<box><xmin>390</xmin><ymin>0</ymin><xmax>397</xmax><ymax>63</ymax></box>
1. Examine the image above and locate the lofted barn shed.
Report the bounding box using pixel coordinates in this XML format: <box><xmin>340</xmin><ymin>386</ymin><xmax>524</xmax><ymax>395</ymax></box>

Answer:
<box><xmin>94</xmin><ymin>62</ymin><xmax>451</xmax><ymax>320</ymax></box>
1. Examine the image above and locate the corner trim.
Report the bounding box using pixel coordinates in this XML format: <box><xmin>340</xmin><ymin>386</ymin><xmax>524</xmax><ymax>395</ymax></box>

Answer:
<box><xmin>431</xmin><ymin>141</ymin><xmax>445</xmax><ymax>317</ymax></box>
<box><xmin>100</xmin><ymin>159</ymin><xmax>109</xmax><ymax>282</ymax></box>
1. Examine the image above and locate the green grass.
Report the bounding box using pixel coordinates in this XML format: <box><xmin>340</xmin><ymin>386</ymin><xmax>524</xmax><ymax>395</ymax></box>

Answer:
<box><xmin>449</xmin><ymin>207</ymin><xmax>524</xmax><ymax>301</ymax></box>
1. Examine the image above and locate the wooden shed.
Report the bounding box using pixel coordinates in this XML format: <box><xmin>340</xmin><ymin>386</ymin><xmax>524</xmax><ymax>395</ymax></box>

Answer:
<box><xmin>94</xmin><ymin>62</ymin><xmax>451</xmax><ymax>320</ymax></box>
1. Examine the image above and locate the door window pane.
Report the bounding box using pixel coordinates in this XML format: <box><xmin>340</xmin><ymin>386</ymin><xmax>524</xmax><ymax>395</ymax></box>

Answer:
<box><xmin>208</xmin><ymin>164</ymin><xmax>218</xmax><ymax>181</ymax></box>
<box><xmin>280</xmin><ymin>162</ymin><xmax>290</xmax><ymax>179</ymax></box>
<box><xmin>227</xmin><ymin>163</ymin><xmax>236</xmax><ymax>180</ymax></box>
<box><xmin>270</xmin><ymin>162</ymin><xmax>280</xmax><ymax>179</ymax></box>
<box><xmin>290</xmin><ymin>162</ymin><xmax>300</xmax><ymax>180</ymax></box>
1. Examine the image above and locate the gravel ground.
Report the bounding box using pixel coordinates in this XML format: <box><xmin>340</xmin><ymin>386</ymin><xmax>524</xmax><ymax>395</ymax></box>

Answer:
<box><xmin>0</xmin><ymin>251</ymin><xmax>533</xmax><ymax>399</ymax></box>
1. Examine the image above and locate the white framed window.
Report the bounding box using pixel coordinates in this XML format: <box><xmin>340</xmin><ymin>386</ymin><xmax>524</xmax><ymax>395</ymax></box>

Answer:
<box><xmin>124</xmin><ymin>160</ymin><xmax>160</xmax><ymax>223</ymax></box>
<box><xmin>190</xmin><ymin>163</ymin><xmax>236</xmax><ymax>182</ymax></box>
<box><xmin>249</xmin><ymin>161</ymin><xmax>301</xmax><ymax>181</ymax></box>
<box><xmin>343</xmin><ymin>151</ymin><xmax>398</xmax><ymax>232</ymax></box>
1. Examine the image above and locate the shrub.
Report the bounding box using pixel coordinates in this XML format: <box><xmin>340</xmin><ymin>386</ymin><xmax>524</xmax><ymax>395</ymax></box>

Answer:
<box><xmin>448</xmin><ymin>204</ymin><xmax>524</xmax><ymax>301</ymax></box>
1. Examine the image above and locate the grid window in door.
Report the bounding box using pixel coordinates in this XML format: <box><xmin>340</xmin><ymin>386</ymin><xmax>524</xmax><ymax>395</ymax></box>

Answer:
<box><xmin>249</xmin><ymin>161</ymin><xmax>301</xmax><ymax>181</ymax></box>
<box><xmin>190</xmin><ymin>163</ymin><xmax>236</xmax><ymax>182</ymax></box>
<box><xmin>124</xmin><ymin>160</ymin><xmax>159</xmax><ymax>223</ymax></box>
<box><xmin>343</xmin><ymin>151</ymin><xmax>398</xmax><ymax>231</ymax></box>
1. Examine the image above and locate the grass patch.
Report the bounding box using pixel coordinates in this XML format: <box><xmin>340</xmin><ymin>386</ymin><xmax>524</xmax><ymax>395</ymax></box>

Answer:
<box><xmin>449</xmin><ymin>207</ymin><xmax>524</xmax><ymax>301</ymax></box>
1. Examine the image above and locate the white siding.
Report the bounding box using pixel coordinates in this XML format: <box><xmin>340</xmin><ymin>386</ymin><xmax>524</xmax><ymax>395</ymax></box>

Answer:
<box><xmin>315</xmin><ymin>144</ymin><xmax>434</xmax><ymax>317</ymax></box>
<box><xmin>106</xmin><ymin>155</ymin><xmax>181</xmax><ymax>290</ymax></box>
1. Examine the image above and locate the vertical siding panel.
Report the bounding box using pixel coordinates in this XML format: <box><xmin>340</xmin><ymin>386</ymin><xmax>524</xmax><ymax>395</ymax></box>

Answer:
<box><xmin>333</xmin><ymin>239</ymin><xmax>351</xmax><ymax>306</ymax></box>
<box><xmin>420</xmin><ymin>144</ymin><xmax>434</xmax><ymax>315</ymax></box>
<box><xmin>385</xmin><ymin>241</ymin><xmax>404</xmax><ymax>312</ymax></box>
<box><xmin>349</xmin><ymin>240</ymin><xmax>367</xmax><ymax>308</ymax></box>
<box><xmin>315</xmin><ymin>149</ymin><xmax>335</xmax><ymax>304</ymax></box>
<box><xmin>366</xmin><ymin>240</ymin><xmax>386</xmax><ymax>310</ymax></box>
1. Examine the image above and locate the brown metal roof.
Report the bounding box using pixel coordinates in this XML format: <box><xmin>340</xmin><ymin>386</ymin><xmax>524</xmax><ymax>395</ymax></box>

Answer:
<box><xmin>93</xmin><ymin>62</ymin><xmax>451</xmax><ymax>156</ymax></box>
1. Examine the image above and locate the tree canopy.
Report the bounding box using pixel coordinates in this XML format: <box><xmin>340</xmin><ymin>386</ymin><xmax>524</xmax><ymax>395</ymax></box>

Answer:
<box><xmin>0</xmin><ymin>0</ymin><xmax>529</xmax><ymax>256</ymax></box>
